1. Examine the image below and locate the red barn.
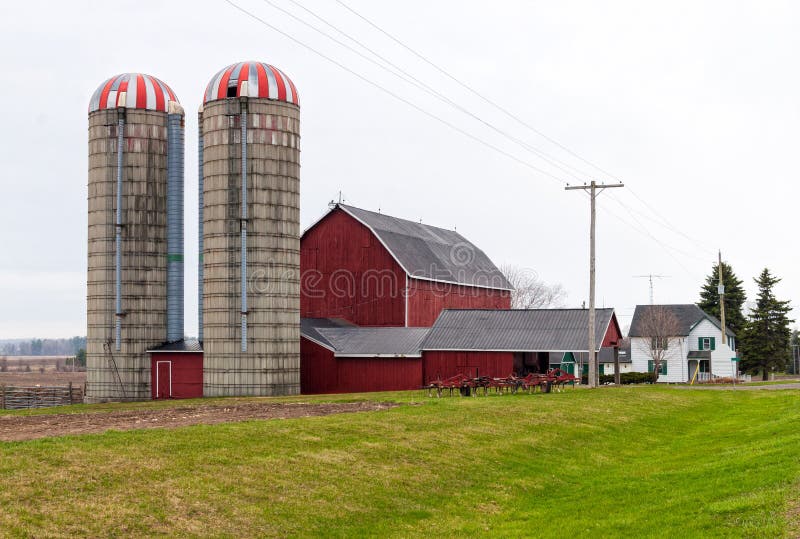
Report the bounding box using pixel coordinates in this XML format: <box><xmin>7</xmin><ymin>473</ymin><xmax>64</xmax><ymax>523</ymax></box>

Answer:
<box><xmin>301</xmin><ymin>204</ymin><xmax>513</xmax><ymax>327</ymax></box>
<box><xmin>301</xmin><ymin>308</ymin><xmax>623</xmax><ymax>394</ymax></box>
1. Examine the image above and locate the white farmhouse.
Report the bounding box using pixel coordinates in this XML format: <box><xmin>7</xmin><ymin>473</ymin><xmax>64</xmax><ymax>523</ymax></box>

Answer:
<box><xmin>628</xmin><ymin>304</ymin><xmax>737</xmax><ymax>383</ymax></box>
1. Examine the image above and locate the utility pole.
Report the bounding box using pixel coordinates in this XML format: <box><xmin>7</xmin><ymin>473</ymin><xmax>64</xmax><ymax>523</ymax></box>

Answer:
<box><xmin>566</xmin><ymin>181</ymin><xmax>624</xmax><ymax>388</ymax></box>
<box><xmin>718</xmin><ymin>250</ymin><xmax>726</xmax><ymax>346</ymax></box>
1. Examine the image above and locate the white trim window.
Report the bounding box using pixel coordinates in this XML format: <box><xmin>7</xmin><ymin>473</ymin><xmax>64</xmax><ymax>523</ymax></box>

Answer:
<box><xmin>651</xmin><ymin>337</ymin><xmax>669</xmax><ymax>351</ymax></box>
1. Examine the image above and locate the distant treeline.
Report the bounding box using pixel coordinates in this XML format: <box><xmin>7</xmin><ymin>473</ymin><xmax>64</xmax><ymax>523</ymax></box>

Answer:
<box><xmin>0</xmin><ymin>337</ymin><xmax>86</xmax><ymax>356</ymax></box>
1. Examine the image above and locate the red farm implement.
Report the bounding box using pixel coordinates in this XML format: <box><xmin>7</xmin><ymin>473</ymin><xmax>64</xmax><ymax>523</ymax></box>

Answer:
<box><xmin>424</xmin><ymin>368</ymin><xmax>578</xmax><ymax>397</ymax></box>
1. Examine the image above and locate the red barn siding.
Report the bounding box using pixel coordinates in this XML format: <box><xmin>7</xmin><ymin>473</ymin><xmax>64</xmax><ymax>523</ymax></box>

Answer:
<box><xmin>150</xmin><ymin>352</ymin><xmax>203</xmax><ymax>399</ymax></box>
<box><xmin>601</xmin><ymin>313</ymin><xmax>623</xmax><ymax>347</ymax></box>
<box><xmin>301</xmin><ymin>337</ymin><xmax>422</xmax><ymax>394</ymax></box>
<box><xmin>407</xmin><ymin>279</ymin><xmax>511</xmax><ymax>327</ymax></box>
<box><xmin>335</xmin><ymin>357</ymin><xmax>422</xmax><ymax>393</ymax></box>
<box><xmin>422</xmin><ymin>351</ymin><xmax>514</xmax><ymax>384</ymax></box>
<box><xmin>300</xmin><ymin>338</ymin><xmax>338</xmax><ymax>394</ymax></box>
<box><xmin>301</xmin><ymin>209</ymin><xmax>405</xmax><ymax>326</ymax></box>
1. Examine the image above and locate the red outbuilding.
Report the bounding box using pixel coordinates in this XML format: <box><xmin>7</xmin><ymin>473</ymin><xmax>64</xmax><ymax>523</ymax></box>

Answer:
<box><xmin>301</xmin><ymin>204</ymin><xmax>513</xmax><ymax>327</ymax></box>
<box><xmin>148</xmin><ymin>339</ymin><xmax>204</xmax><ymax>399</ymax></box>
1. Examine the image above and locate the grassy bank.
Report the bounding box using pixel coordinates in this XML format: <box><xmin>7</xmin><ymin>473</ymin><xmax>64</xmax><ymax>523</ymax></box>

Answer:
<box><xmin>1</xmin><ymin>386</ymin><xmax>799</xmax><ymax>537</ymax></box>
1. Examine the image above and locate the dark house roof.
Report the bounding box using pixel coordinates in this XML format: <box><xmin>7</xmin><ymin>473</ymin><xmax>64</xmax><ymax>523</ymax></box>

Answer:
<box><xmin>307</xmin><ymin>204</ymin><xmax>512</xmax><ymax>291</ymax></box>
<box><xmin>422</xmin><ymin>308</ymin><xmax>618</xmax><ymax>352</ymax></box>
<box><xmin>147</xmin><ymin>338</ymin><xmax>203</xmax><ymax>353</ymax></box>
<box><xmin>628</xmin><ymin>304</ymin><xmax>735</xmax><ymax>338</ymax></box>
<box><xmin>301</xmin><ymin>318</ymin><xmax>429</xmax><ymax>357</ymax></box>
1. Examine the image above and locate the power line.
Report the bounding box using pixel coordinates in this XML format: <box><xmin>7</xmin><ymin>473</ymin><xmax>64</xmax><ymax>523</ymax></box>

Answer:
<box><xmin>599</xmin><ymin>198</ymin><xmax>697</xmax><ymax>273</ymax></box>
<box><xmin>260</xmin><ymin>0</ymin><xmax>590</xmax><ymax>182</ymax></box>
<box><xmin>606</xmin><ymin>192</ymin><xmax>715</xmax><ymax>261</ymax></box>
<box><xmin>624</xmin><ymin>187</ymin><xmax>716</xmax><ymax>255</ymax></box>
<box><xmin>228</xmin><ymin>0</ymin><xmax>718</xmax><ymax>269</ymax></box>
<box><xmin>223</xmin><ymin>0</ymin><xmax>567</xmax><ymax>184</ymax></box>
<box><xmin>333</xmin><ymin>0</ymin><xmax>718</xmax><ymax>260</ymax></box>
<box><xmin>334</xmin><ymin>0</ymin><xmax>618</xmax><ymax>182</ymax></box>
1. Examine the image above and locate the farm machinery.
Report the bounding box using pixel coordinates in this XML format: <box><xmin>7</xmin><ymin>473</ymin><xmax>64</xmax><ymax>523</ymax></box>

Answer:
<box><xmin>424</xmin><ymin>369</ymin><xmax>578</xmax><ymax>398</ymax></box>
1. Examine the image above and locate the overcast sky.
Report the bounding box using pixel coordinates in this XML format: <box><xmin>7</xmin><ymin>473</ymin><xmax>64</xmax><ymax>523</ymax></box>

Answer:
<box><xmin>0</xmin><ymin>0</ymin><xmax>797</xmax><ymax>339</ymax></box>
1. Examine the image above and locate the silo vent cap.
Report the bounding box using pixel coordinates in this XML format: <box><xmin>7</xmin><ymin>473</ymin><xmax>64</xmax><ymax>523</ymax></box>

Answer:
<box><xmin>89</xmin><ymin>73</ymin><xmax>180</xmax><ymax>113</ymax></box>
<box><xmin>204</xmin><ymin>61</ymin><xmax>298</xmax><ymax>106</ymax></box>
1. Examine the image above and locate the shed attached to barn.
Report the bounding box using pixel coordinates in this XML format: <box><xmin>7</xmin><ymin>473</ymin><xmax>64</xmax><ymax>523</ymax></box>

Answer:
<box><xmin>421</xmin><ymin>308</ymin><xmax>623</xmax><ymax>384</ymax></box>
<box><xmin>301</xmin><ymin>318</ymin><xmax>429</xmax><ymax>394</ymax></box>
<box><xmin>301</xmin><ymin>308</ymin><xmax>623</xmax><ymax>394</ymax></box>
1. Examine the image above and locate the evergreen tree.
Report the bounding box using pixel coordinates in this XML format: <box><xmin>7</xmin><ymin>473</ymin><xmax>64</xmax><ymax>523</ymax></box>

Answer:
<box><xmin>697</xmin><ymin>261</ymin><xmax>747</xmax><ymax>336</ymax></box>
<box><xmin>739</xmin><ymin>269</ymin><xmax>794</xmax><ymax>380</ymax></box>
<box><xmin>76</xmin><ymin>348</ymin><xmax>87</xmax><ymax>367</ymax></box>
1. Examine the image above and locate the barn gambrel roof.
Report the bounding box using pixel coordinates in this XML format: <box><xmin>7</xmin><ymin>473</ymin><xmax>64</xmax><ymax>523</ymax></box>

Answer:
<box><xmin>303</xmin><ymin>204</ymin><xmax>512</xmax><ymax>291</ymax></box>
<box><xmin>422</xmin><ymin>308</ymin><xmax>619</xmax><ymax>352</ymax></box>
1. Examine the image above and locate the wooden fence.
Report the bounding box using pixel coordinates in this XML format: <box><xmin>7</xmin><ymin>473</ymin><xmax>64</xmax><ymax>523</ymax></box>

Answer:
<box><xmin>0</xmin><ymin>383</ymin><xmax>83</xmax><ymax>410</ymax></box>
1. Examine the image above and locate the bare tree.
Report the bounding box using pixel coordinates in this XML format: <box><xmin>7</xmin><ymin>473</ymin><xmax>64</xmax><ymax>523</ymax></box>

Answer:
<box><xmin>500</xmin><ymin>264</ymin><xmax>567</xmax><ymax>309</ymax></box>
<box><xmin>635</xmin><ymin>306</ymin><xmax>682</xmax><ymax>382</ymax></box>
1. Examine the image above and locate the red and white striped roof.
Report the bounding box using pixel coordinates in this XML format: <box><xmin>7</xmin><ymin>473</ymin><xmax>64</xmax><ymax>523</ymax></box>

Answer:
<box><xmin>89</xmin><ymin>73</ymin><xmax>179</xmax><ymax>113</ymax></box>
<box><xmin>204</xmin><ymin>62</ymin><xmax>299</xmax><ymax>105</ymax></box>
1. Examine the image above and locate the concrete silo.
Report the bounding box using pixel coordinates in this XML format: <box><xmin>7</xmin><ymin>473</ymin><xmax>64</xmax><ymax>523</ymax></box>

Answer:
<box><xmin>200</xmin><ymin>61</ymin><xmax>300</xmax><ymax>396</ymax></box>
<box><xmin>86</xmin><ymin>73</ymin><xmax>184</xmax><ymax>401</ymax></box>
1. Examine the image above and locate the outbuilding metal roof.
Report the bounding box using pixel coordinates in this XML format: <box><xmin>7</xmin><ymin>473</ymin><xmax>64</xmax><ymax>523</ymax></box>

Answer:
<box><xmin>204</xmin><ymin>61</ymin><xmax>299</xmax><ymax>105</ymax></box>
<box><xmin>324</xmin><ymin>205</ymin><xmax>512</xmax><ymax>291</ymax></box>
<box><xmin>301</xmin><ymin>318</ymin><xmax>429</xmax><ymax>357</ymax></box>
<box><xmin>147</xmin><ymin>338</ymin><xmax>203</xmax><ymax>353</ymax></box>
<box><xmin>89</xmin><ymin>73</ymin><xmax>179</xmax><ymax>113</ymax></box>
<box><xmin>422</xmin><ymin>309</ymin><xmax>617</xmax><ymax>352</ymax></box>
<box><xmin>628</xmin><ymin>304</ymin><xmax>735</xmax><ymax>338</ymax></box>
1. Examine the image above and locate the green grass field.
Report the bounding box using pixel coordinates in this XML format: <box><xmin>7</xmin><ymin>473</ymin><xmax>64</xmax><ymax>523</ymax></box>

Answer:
<box><xmin>2</xmin><ymin>386</ymin><xmax>799</xmax><ymax>537</ymax></box>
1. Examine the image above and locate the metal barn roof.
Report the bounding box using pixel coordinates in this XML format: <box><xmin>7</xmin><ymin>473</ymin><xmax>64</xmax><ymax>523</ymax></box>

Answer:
<box><xmin>327</xmin><ymin>204</ymin><xmax>512</xmax><ymax>291</ymax></box>
<box><xmin>89</xmin><ymin>73</ymin><xmax>180</xmax><ymax>113</ymax></box>
<box><xmin>422</xmin><ymin>309</ymin><xmax>617</xmax><ymax>352</ymax></box>
<box><xmin>204</xmin><ymin>61</ymin><xmax>299</xmax><ymax>105</ymax></box>
<box><xmin>300</xmin><ymin>317</ymin><xmax>356</xmax><ymax>349</ymax></box>
<box><xmin>301</xmin><ymin>318</ymin><xmax>429</xmax><ymax>357</ymax></box>
<box><xmin>628</xmin><ymin>304</ymin><xmax>735</xmax><ymax>338</ymax></box>
<box><xmin>147</xmin><ymin>338</ymin><xmax>203</xmax><ymax>353</ymax></box>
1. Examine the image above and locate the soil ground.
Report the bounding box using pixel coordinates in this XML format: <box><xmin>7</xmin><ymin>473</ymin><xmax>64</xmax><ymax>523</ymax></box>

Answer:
<box><xmin>0</xmin><ymin>371</ymin><xmax>86</xmax><ymax>387</ymax></box>
<box><xmin>0</xmin><ymin>400</ymin><xmax>397</xmax><ymax>442</ymax></box>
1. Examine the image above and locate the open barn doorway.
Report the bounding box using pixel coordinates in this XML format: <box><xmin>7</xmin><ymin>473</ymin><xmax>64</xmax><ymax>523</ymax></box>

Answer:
<box><xmin>512</xmin><ymin>352</ymin><xmax>550</xmax><ymax>376</ymax></box>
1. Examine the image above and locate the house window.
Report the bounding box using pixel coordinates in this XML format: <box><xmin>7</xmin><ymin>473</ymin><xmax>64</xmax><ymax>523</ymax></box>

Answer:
<box><xmin>699</xmin><ymin>337</ymin><xmax>716</xmax><ymax>351</ymax></box>
<box><xmin>651</xmin><ymin>337</ymin><xmax>669</xmax><ymax>350</ymax></box>
<box><xmin>648</xmin><ymin>360</ymin><xmax>668</xmax><ymax>375</ymax></box>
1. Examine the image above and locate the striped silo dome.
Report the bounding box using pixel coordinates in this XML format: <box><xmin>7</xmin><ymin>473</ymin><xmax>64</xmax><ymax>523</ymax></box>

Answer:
<box><xmin>203</xmin><ymin>62</ymin><xmax>299</xmax><ymax>105</ymax></box>
<box><xmin>89</xmin><ymin>73</ymin><xmax>179</xmax><ymax>112</ymax></box>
